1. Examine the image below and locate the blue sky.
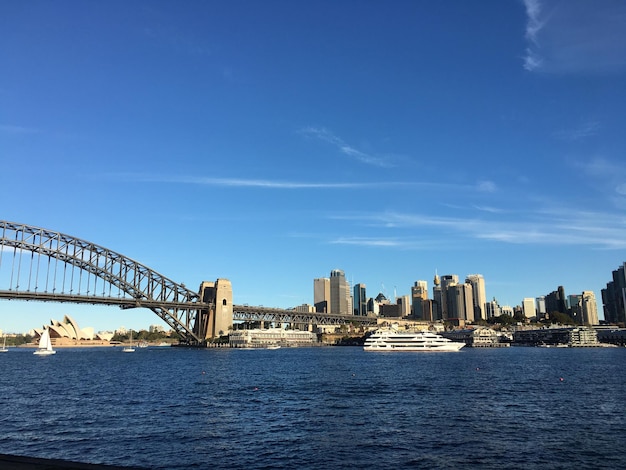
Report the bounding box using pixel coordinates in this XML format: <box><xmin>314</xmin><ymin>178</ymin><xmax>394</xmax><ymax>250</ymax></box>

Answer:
<box><xmin>1</xmin><ymin>0</ymin><xmax>626</xmax><ymax>333</ymax></box>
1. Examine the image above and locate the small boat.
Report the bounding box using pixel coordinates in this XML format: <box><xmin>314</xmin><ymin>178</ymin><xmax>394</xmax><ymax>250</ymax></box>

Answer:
<box><xmin>33</xmin><ymin>329</ymin><xmax>56</xmax><ymax>356</ymax></box>
<box><xmin>266</xmin><ymin>345</ymin><xmax>281</xmax><ymax>350</ymax></box>
<box><xmin>122</xmin><ymin>332</ymin><xmax>136</xmax><ymax>353</ymax></box>
<box><xmin>0</xmin><ymin>334</ymin><xmax>8</xmax><ymax>353</ymax></box>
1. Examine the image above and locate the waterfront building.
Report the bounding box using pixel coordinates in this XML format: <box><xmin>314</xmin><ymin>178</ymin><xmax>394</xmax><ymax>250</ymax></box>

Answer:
<box><xmin>229</xmin><ymin>328</ymin><xmax>317</xmax><ymax>348</ymax></box>
<box><xmin>353</xmin><ymin>283</ymin><xmax>367</xmax><ymax>316</ymax></box>
<box><xmin>32</xmin><ymin>315</ymin><xmax>111</xmax><ymax>345</ymax></box>
<box><xmin>330</xmin><ymin>269</ymin><xmax>351</xmax><ymax>315</ymax></box>
<box><xmin>581</xmin><ymin>291</ymin><xmax>599</xmax><ymax>325</ymax></box>
<box><xmin>522</xmin><ymin>298</ymin><xmax>536</xmax><ymax>319</ymax></box>
<box><xmin>314</xmin><ymin>277</ymin><xmax>330</xmax><ymax>313</ymax></box>
<box><xmin>465</xmin><ymin>274</ymin><xmax>487</xmax><ymax>321</ymax></box>
<box><xmin>441</xmin><ymin>327</ymin><xmax>507</xmax><ymax>347</ymax></box>
<box><xmin>513</xmin><ymin>326</ymin><xmax>599</xmax><ymax>347</ymax></box>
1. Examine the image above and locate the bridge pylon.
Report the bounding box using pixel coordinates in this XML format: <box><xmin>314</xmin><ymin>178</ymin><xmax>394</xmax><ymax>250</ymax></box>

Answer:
<box><xmin>197</xmin><ymin>279</ymin><xmax>233</xmax><ymax>340</ymax></box>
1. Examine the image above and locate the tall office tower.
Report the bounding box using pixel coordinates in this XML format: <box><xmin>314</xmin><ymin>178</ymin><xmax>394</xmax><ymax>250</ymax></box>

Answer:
<box><xmin>602</xmin><ymin>262</ymin><xmax>626</xmax><ymax>324</ymax></box>
<box><xmin>581</xmin><ymin>291</ymin><xmax>599</xmax><ymax>325</ymax></box>
<box><xmin>465</xmin><ymin>274</ymin><xmax>487</xmax><ymax>321</ymax></box>
<box><xmin>398</xmin><ymin>295</ymin><xmax>411</xmax><ymax>317</ymax></box>
<box><xmin>353</xmin><ymin>283</ymin><xmax>367</xmax><ymax>316</ymax></box>
<box><xmin>536</xmin><ymin>296</ymin><xmax>547</xmax><ymax>319</ymax></box>
<box><xmin>440</xmin><ymin>274</ymin><xmax>459</xmax><ymax>320</ymax></box>
<box><xmin>411</xmin><ymin>280</ymin><xmax>428</xmax><ymax>320</ymax></box>
<box><xmin>314</xmin><ymin>277</ymin><xmax>330</xmax><ymax>313</ymax></box>
<box><xmin>448</xmin><ymin>283</ymin><xmax>473</xmax><ymax>322</ymax></box>
<box><xmin>568</xmin><ymin>294</ymin><xmax>583</xmax><ymax>321</ymax></box>
<box><xmin>486</xmin><ymin>297</ymin><xmax>501</xmax><ymax>318</ymax></box>
<box><xmin>522</xmin><ymin>298</ymin><xmax>536</xmax><ymax>318</ymax></box>
<box><xmin>432</xmin><ymin>273</ymin><xmax>442</xmax><ymax>321</ymax></box>
<box><xmin>546</xmin><ymin>286</ymin><xmax>567</xmax><ymax>315</ymax></box>
<box><xmin>330</xmin><ymin>269</ymin><xmax>350</xmax><ymax>314</ymax></box>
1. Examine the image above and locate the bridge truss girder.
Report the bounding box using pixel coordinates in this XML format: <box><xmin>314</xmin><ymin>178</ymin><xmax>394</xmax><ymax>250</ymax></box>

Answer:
<box><xmin>232</xmin><ymin>306</ymin><xmax>376</xmax><ymax>326</ymax></box>
<box><xmin>0</xmin><ymin>221</ymin><xmax>209</xmax><ymax>344</ymax></box>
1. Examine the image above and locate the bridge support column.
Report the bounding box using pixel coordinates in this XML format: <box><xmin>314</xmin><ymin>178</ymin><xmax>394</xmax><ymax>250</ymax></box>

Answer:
<box><xmin>198</xmin><ymin>279</ymin><xmax>233</xmax><ymax>340</ymax></box>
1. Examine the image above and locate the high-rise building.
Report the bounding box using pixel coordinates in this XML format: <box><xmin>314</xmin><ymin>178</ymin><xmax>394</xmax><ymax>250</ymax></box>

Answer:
<box><xmin>581</xmin><ymin>291</ymin><xmax>599</xmax><ymax>325</ymax></box>
<box><xmin>353</xmin><ymin>283</ymin><xmax>367</xmax><ymax>316</ymax></box>
<box><xmin>602</xmin><ymin>263</ymin><xmax>626</xmax><ymax>324</ymax></box>
<box><xmin>522</xmin><ymin>298</ymin><xmax>536</xmax><ymax>318</ymax></box>
<box><xmin>545</xmin><ymin>286</ymin><xmax>567</xmax><ymax>315</ymax></box>
<box><xmin>330</xmin><ymin>269</ymin><xmax>350</xmax><ymax>314</ymax></box>
<box><xmin>411</xmin><ymin>280</ymin><xmax>428</xmax><ymax>320</ymax></box>
<box><xmin>465</xmin><ymin>274</ymin><xmax>487</xmax><ymax>321</ymax></box>
<box><xmin>536</xmin><ymin>296</ymin><xmax>547</xmax><ymax>319</ymax></box>
<box><xmin>398</xmin><ymin>295</ymin><xmax>411</xmax><ymax>317</ymax></box>
<box><xmin>486</xmin><ymin>297</ymin><xmax>502</xmax><ymax>318</ymax></box>
<box><xmin>440</xmin><ymin>274</ymin><xmax>459</xmax><ymax>320</ymax></box>
<box><xmin>448</xmin><ymin>283</ymin><xmax>473</xmax><ymax>322</ymax></box>
<box><xmin>568</xmin><ymin>294</ymin><xmax>583</xmax><ymax>322</ymax></box>
<box><xmin>314</xmin><ymin>277</ymin><xmax>330</xmax><ymax>313</ymax></box>
<box><xmin>432</xmin><ymin>272</ymin><xmax>442</xmax><ymax>321</ymax></box>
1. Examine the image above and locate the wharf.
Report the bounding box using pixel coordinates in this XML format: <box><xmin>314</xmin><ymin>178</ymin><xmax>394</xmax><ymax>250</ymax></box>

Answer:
<box><xmin>0</xmin><ymin>454</ymin><xmax>145</xmax><ymax>470</ymax></box>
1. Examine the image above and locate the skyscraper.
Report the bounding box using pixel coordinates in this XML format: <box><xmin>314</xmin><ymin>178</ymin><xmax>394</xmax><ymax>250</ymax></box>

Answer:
<box><xmin>411</xmin><ymin>280</ymin><xmax>428</xmax><ymax>320</ymax></box>
<box><xmin>448</xmin><ymin>282</ymin><xmax>473</xmax><ymax>322</ymax></box>
<box><xmin>602</xmin><ymin>262</ymin><xmax>626</xmax><ymax>324</ymax></box>
<box><xmin>314</xmin><ymin>277</ymin><xmax>330</xmax><ymax>313</ymax></box>
<box><xmin>440</xmin><ymin>274</ymin><xmax>459</xmax><ymax>320</ymax></box>
<box><xmin>353</xmin><ymin>283</ymin><xmax>367</xmax><ymax>316</ymax></box>
<box><xmin>522</xmin><ymin>298</ymin><xmax>536</xmax><ymax>319</ymax></box>
<box><xmin>581</xmin><ymin>291</ymin><xmax>599</xmax><ymax>325</ymax></box>
<box><xmin>330</xmin><ymin>269</ymin><xmax>350</xmax><ymax>314</ymax></box>
<box><xmin>465</xmin><ymin>274</ymin><xmax>487</xmax><ymax>321</ymax></box>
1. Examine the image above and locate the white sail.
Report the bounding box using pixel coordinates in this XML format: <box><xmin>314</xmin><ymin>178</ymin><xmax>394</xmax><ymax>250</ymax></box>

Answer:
<box><xmin>34</xmin><ymin>328</ymin><xmax>56</xmax><ymax>355</ymax></box>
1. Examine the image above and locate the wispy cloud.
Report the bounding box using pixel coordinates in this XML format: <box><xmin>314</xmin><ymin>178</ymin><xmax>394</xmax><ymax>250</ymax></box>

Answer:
<box><xmin>522</xmin><ymin>0</ymin><xmax>626</xmax><ymax>74</ymax></box>
<box><xmin>112</xmin><ymin>173</ymin><xmax>497</xmax><ymax>194</ymax></box>
<box><xmin>554</xmin><ymin>120</ymin><xmax>600</xmax><ymax>141</ymax></box>
<box><xmin>299</xmin><ymin>126</ymin><xmax>393</xmax><ymax>167</ymax></box>
<box><xmin>331</xmin><ymin>208</ymin><xmax>626</xmax><ymax>249</ymax></box>
<box><xmin>0</xmin><ymin>124</ymin><xmax>39</xmax><ymax>134</ymax></box>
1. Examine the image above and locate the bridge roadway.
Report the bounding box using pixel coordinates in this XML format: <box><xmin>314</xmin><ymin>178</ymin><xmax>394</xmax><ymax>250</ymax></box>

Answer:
<box><xmin>232</xmin><ymin>304</ymin><xmax>376</xmax><ymax>326</ymax></box>
<box><xmin>0</xmin><ymin>290</ymin><xmax>377</xmax><ymax>327</ymax></box>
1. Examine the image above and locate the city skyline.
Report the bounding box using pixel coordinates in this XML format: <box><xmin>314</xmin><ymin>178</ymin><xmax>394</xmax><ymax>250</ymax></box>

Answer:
<box><xmin>2</xmin><ymin>1</ymin><xmax>626</xmax><ymax>332</ymax></box>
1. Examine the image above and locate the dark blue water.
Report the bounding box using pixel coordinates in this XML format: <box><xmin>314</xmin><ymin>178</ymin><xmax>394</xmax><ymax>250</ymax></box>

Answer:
<box><xmin>1</xmin><ymin>346</ymin><xmax>625</xmax><ymax>469</ymax></box>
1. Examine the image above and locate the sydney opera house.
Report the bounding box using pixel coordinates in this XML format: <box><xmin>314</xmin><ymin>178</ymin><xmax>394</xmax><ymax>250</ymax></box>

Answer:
<box><xmin>32</xmin><ymin>315</ymin><xmax>114</xmax><ymax>346</ymax></box>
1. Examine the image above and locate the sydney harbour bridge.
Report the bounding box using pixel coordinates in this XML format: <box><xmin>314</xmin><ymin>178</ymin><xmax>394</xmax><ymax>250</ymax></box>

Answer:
<box><xmin>0</xmin><ymin>220</ymin><xmax>374</xmax><ymax>345</ymax></box>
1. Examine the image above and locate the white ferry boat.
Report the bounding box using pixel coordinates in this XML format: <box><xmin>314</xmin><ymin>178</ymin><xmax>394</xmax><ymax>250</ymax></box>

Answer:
<box><xmin>364</xmin><ymin>329</ymin><xmax>465</xmax><ymax>352</ymax></box>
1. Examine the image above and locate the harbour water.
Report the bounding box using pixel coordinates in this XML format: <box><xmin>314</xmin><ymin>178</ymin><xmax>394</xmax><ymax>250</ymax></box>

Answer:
<box><xmin>1</xmin><ymin>346</ymin><xmax>625</xmax><ymax>469</ymax></box>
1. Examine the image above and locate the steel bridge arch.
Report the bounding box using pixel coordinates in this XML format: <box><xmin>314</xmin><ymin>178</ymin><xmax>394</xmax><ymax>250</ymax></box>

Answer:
<box><xmin>0</xmin><ymin>220</ymin><xmax>209</xmax><ymax>344</ymax></box>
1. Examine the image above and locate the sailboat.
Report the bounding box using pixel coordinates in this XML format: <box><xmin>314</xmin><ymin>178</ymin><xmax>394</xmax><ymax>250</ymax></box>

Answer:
<box><xmin>33</xmin><ymin>328</ymin><xmax>56</xmax><ymax>355</ymax></box>
<box><xmin>0</xmin><ymin>334</ymin><xmax>8</xmax><ymax>353</ymax></box>
<box><xmin>122</xmin><ymin>331</ymin><xmax>135</xmax><ymax>353</ymax></box>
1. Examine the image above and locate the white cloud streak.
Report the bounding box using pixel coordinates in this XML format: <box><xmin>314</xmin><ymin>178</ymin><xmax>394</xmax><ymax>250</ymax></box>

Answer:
<box><xmin>0</xmin><ymin>124</ymin><xmax>39</xmax><ymax>134</ymax></box>
<box><xmin>112</xmin><ymin>173</ymin><xmax>497</xmax><ymax>193</ymax></box>
<box><xmin>299</xmin><ymin>126</ymin><xmax>393</xmax><ymax>167</ymax></box>
<box><xmin>521</xmin><ymin>0</ymin><xmax>626</xmax><ymax>73</ymax></box>
<box><xmin>331</xmin><ymin>208</ymin><xmax>626</xmax><ymax>249</ymax></box>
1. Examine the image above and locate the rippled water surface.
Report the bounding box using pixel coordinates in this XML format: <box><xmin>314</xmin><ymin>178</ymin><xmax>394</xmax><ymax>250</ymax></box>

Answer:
<box><xmin>1</xmin><ymin>346</ymin><xmax>625</xmax><ymax>469</ymax></box>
